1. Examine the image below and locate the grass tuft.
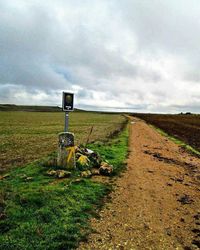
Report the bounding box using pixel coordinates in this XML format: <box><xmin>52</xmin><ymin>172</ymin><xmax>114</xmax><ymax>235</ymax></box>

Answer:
<box><xmin>88</xmin><ymin>127</ymin><xmax>129</xmax><ymax>175</ymax></box>
<box><xmin>0</xmin><ymin>125</ymin><xmax>129</xmax><ymax>249</ymax></box>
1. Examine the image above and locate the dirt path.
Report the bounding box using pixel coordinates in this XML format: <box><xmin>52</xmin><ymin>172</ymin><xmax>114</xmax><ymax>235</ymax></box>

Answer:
<box><xmin>78</xmin><ymin>118</ymin><xmax>200</xmax><ymax>250</ymax></box>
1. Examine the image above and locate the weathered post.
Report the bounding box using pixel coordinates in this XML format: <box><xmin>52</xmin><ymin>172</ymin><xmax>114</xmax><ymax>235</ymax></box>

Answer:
<box><xmin>57</xmin><ymin>92</ymin><xmax>76</xmax><ymax>169</ymax></box>
<box><xmin>57</xmin><ymin>131</ymin><xmax>75</xmax><ymax>169</ymax></box>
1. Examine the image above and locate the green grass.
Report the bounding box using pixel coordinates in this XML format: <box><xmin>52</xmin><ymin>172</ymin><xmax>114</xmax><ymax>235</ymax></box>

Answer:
<box><xmin>151</xmin><ymin>125</ymin><xmax>200</xmax><ymax>156</ymax></box>
<box><xmin>88</xmin><ymin>127</ymin><xmax>129</xmax><ymax>175</ymax></box>
<box><xmin>0</xmin><ymin>111</ymin><xmax>126</xmax><ymax>172</ymax></box>
<box><xmin>0</xmin><ymin>125</ymin><xmax>129</xmax><ymax>250</ymax></box>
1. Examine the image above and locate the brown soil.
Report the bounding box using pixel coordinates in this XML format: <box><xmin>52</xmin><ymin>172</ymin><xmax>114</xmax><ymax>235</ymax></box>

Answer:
<box><xmin>133</xmin><ymin>113</ymin><xmax>200</xmax><ymax>152</ymax></box>
<box><xmin>78</xmin><ymin>117</ymin><xmax>200</xmax><ymax>250</ymax></box>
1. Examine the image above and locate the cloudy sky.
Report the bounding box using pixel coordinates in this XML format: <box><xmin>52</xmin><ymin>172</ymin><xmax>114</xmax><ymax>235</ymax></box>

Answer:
<box><xmin>0</xmin><ymin>0</ymin><xmax>200</xmax><ymax>113</ymax></box>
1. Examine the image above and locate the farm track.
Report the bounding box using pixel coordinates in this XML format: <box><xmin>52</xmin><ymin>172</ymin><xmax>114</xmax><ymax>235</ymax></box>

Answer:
<box><xmin>78</xmin><ymin>117</ymin><xmax>200</xmax><ymax>250</ymax></box>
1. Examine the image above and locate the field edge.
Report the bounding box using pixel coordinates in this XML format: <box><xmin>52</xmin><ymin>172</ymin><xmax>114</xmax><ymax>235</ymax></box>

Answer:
<box><xmin>150</xmin><ymin>125</ymin><xmax>200</xmax><ymax>157</ymax></box>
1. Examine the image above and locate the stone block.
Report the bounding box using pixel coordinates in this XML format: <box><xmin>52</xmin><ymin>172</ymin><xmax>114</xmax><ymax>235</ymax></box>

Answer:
<box><xmin>57</xmin><ymin>132</ymin><xmax>76</xmax><ymax>169</ymax></box>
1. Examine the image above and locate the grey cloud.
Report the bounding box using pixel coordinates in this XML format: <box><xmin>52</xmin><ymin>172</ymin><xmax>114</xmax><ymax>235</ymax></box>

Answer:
<box><xmin>0</xmin><ymin>0</ymin><xmax>200</xmax><ymax>113</ymax></box>
<box><xmin>116</xmin><ymin>0</ymin><xmax>200</xmax><ymax>81</ymax></box>
<box><xmin>76</xmin><ymin>89</ymin><xmax>93</xmax><ymax>99</ymax></box>
<box><xmin>116</xmin><ymin>0</ymin><xmax>200</xmax><ymax>53</ymax></box>
<box><xmin>167</xmin><ymin>104</ymin><xmax>200</xmax><ymax>113</ymax></box>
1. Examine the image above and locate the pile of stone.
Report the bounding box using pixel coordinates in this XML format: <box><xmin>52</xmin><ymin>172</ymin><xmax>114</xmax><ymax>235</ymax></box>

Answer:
<box><xmin>47</xmin><ymin>169</ymin><xmax>71</xmax><ymax>178</ymax></box>
<box><xmin>46</xmin><ymin>146</ymin><xmax>113</xmax><ymax>179</ymax></box>
<box><xmin>75</xmin><ymin>146</ymin><xmax>113</xmax><ymax>178</ymax></box>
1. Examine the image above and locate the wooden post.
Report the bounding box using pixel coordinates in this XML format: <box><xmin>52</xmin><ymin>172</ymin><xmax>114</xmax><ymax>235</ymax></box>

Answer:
<box><xmin>57</xmin><ymin>132</ymin><xmax>76</xmax><ymax>169</ymax></box>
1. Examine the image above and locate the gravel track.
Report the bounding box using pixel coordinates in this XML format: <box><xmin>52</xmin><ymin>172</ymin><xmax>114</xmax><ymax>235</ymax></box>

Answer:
<box><xmin>78</xmin><ymin>117</ymin><xmax>200</xmax><ymax>250</ymax></box>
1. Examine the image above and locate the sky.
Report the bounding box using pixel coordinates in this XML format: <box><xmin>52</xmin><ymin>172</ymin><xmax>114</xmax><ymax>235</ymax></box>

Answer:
<box><xmin>0</xmin><ymin>0</ymin><xmax>200</xmax><ymax>113</ymax></box>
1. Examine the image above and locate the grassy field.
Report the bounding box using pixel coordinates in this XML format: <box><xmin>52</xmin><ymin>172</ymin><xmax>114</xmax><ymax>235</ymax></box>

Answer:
<box><xmin>0</xmin><ymin>104</ymin><xmax>62</xmax><ymax>112</ymax></box>
<box><xmin>133</xmin><ymin>113</ymin><xmax>200</xmax><ymax>152</ymax></box>
<box><xmin>0</xmin><ymin>124</ymin><xmax>129</xmax><ymax>249</ymax></box>
<box><xmin>0</xmin><ymin>111</ymin><xmax>126</xmax><ymax>173</ymax></box>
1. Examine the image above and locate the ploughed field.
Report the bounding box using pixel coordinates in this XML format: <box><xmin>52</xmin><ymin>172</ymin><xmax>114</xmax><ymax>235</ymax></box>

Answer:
<box><xmin>0</xmin><ymin>111</ymin><xmax>126</xmax><ymax>173</ymax></box>
<box><xmin>133</xmin><ymin>113</ymin><xmax>200</xmax><ymax>152</ymax></box>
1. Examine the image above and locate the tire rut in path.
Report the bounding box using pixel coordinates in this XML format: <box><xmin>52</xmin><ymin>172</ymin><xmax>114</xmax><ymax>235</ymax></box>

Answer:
<box><xmin>78</xmin><ymin>118</ymin><xmax>200</xmax><ymax>250</ymax></box>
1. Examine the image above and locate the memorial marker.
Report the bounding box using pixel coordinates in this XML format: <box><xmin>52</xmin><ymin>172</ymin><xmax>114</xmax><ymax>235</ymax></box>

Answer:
<box><xmin>57</xmin><ymin>92</ymin><xmax>76</xmax><ymax>169</ymax></box>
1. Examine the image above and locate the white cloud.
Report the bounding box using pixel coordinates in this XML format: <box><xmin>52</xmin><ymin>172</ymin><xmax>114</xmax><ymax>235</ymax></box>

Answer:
<box><xmin>0</xmin><ymin>0</ymin><xmax>200</xmax><ymax>113</ymax></box>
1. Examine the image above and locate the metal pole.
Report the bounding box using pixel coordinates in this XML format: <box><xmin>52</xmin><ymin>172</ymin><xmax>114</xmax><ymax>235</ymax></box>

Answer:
<box><xmin>64</xmin><ymin>112</ymin><xmax>69</xmax><ymax>132</ymax></box>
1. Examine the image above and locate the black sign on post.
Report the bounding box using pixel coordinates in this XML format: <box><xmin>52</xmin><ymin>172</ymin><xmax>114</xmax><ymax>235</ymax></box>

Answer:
<box><xmin>62</xmin><ymin>92</ymin><xmax>74</xmax><ymax>132</ymax></box>
<box><xmin>62</xmin><ymin>92</ymin><xmax>74</xmax><ymax>111</ymax></box>
<box><xmin>58</xmin><ymin>92</ymin><xmax>75</xmax><ymax>169</ymax></box>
